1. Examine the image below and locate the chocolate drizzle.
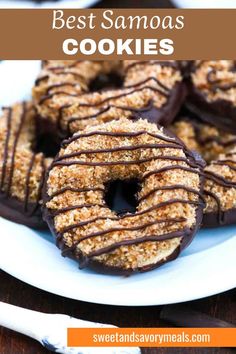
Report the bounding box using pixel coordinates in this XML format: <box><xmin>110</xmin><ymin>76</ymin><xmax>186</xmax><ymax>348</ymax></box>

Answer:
<box><xmin>207</xmin><ymin>67</ymin><xmax>236</xmax><ymax>92</ymax></box>
<box><xmin>43</xmin><ymin>60</ymin><xmax>83</xmax><ymax>71</ymax></box>
<box><xmin>185</xmin><ymin>117</ymin><xmax>236</xmax><ymax>149</ymax></box>
<box><xmin>124</xmin><ymin>60</ymin><xmax>179</xmax><ymax>73</ymax></box>
<box><xmin>1</xmin><ymin>107</ymin><xmax>12</xmax><ymax>190</ymax></box>
<box><xmin>205</xmin><ymin>170</ymin><xmax>236</xmax><ymax>188</ymax></box>
<box><xmin>24</xmin><ymin>153</ymin><xmax>36</xmax><ymax>213</ymax></box>
<box><xmin>138</xmin><ymin>185</ymin><xmax>204</xmax><ymax>203</ymax></box>
<box><xmin>212</xmin><ymin>159</ymin><xmax>236</xmax><ymax>171</ymax></box>
<box><xmin>61</xmin><ymin>75</ymin><xmax>171</xmax><ymax>127</ymax></box>
<box><xmin>55</xmin><ymin>143</ymin><xmax>184</xmax><ymax>161</ymax></box>
<box><xmin>35</xmin><ymin>60</ymin><xmax>185</xmax><ymax>136</ymax></box>
<box><xmin>52</xmin><ymin>130</ymin><xmax>200</xmax><ymax>169</ymax></box>
<box><xmin>44</xmin><ymin>125</ymin><xmax>204</xmax><ymax>273</ymax></box>
<box><xmin>175</xmin><ymin>118</ymin><xmax>236</xmax><ymax>227</ymax></box>
<box><xmin>174</xmin><ymin>116</ymin><xmax>236</xmax><ymax>227</ymax></box>
<box><xmin>193</xmin><ymin>61</ymin><xmax>236</xmax><ymax>90</ymax></box>
<box><xmin>62</xmin><ymin>129</ymin><xmax>182</xmax><ymax>146</ymax></box>
<box><xmin>53</xmin><ymin>155</ymin><xmax>194</xmax><ymax>168</ymax></box>
<box><xmin>39</xmin><ymin>79</ymin><xmax>169</xmax><ymax>108</ymax></box>
<box><xmin>80</xmin><ymin>228</ymin><xmax>191</xmax><ymax>261</ymax></box>
<box><xmin>45</xmin><ymin>83</ymin><xmax>81</xmax><ymax>95</ymax></box>
<box><xmin>39</xmin><ymin>91</ymin><xmax>82</xmax><ymax>105</ymax></box>
<box><xmin>6</xmin><ymin>103</ymin><xmax>27</xmax><ymax>197</ymax></box>
<box><xmin>0</xmin><ymin>103</ymin><xmax>47</xmax><ymax>228</ymax></box>
<box><xmin>60</xmin><ymin>216</ymin><xmax>188</xmax><ymax>247</ymax></box>
<box><xmin>186</xmin><ymin>61</ymin><xmax>236</xmax><ymax>133</ymax></box>
<box><xmin>142</xmin><ymin>165</ymin><xmax>202</xmax><ymax>181</ymax></box>
<box><xmin>204</xmin><ymin>167</ymin><xmax>236</xmax><ymax>226</ymax></box>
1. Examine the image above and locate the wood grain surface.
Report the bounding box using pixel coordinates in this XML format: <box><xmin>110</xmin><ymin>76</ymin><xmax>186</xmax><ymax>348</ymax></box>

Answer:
<box><xmin>0</xmin><ymin>0</ymin><xmax>235</xmax><ymax>354</ymax></box>
<box><xmin>0</xmin><ymin>270</ymin><xmax>235</xmax><ymax>354</ymax></box>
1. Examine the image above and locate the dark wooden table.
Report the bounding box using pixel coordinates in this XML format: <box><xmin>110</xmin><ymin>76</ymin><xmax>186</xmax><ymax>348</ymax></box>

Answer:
<box><xmin>0</xmin><ymin>0</ymin><xmax>235</xmax><ymax>353</ymax></box>
<box><xmin>0</xmin><ymin>269</ymin><xmax>236</xmax><ymax>354</ymax></box>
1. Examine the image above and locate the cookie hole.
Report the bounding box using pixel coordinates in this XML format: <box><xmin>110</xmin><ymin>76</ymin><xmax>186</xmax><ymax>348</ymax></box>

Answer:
<box><xmin>34</xmin><ymin>132</ymin><xmax>61</xmax><ymax>158</ymax></box>
<box><xmin>33</xmin><ymin>116</ymin><xmax>61</xmax><ymax>158</ymax></box>
<box><xmin>104</xmin><ymin>179</ymin><xmax>140</xmax><ymax>216</ymax></box>
<box><xmin>89</xmin><ymin>72</ymin><xmax>124</xmax><ymax>92</ymax></box>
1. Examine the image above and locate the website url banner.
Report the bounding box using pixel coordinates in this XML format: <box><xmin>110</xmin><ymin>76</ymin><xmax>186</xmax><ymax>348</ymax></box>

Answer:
<box><xmin>67</xmin><ymin>328</ymin><xmax>236</xmax><ymax>347</ymax></box>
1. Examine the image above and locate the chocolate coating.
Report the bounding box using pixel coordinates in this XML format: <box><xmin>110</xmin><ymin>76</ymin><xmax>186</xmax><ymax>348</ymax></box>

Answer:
<box><xmin>202</xmin><ymin>207</ymin><xmax>236</xmax><ymax>228</ymax></box>
<box><xmin>0</xmin><ymin>192</ymin><xmax>45</xmax><ymax>229</ymax></box>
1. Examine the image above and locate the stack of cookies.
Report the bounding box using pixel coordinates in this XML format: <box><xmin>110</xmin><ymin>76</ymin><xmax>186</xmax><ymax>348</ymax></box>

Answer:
<box><xmin>0</xmin><ymin>60</ymin><xmax>235</xmax><ymax>274</ymax></box>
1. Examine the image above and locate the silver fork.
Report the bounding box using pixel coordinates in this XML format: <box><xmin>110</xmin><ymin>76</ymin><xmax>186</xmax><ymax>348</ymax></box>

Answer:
<box><xmin>0</xmin><ymin>302</ymin><xmax>141</xmax><ymax>354</ymax></box>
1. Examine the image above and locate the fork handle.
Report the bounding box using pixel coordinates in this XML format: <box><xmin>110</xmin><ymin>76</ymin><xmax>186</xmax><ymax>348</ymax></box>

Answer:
<box><xmin>0</xmin><ymin>301</ymin><xmax>48</xmax><ymax>340</ymax></box>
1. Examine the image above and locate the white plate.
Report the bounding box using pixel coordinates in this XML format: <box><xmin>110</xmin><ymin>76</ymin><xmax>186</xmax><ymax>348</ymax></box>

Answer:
<box><xmin>0</xmin><ymin>60</ymin><xmax>236</xmax><ymax>306</ymax></box>
<box><xmin>172</xmin><ymin>0</ymin><xmax>236</xmax><ymax>8</ymax></box>
<box><xmin>0</xmin><ymin>217</ymin><xmax>236</xmax><ymax>306</ymax></box>
<box><xmin>0</xmin><ymin>0</ymin><xmax>99</xmax><ymax>9</ymax></box>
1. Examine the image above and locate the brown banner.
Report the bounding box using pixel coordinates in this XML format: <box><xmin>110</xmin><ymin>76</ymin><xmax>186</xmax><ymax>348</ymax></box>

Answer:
<box><xmin>0</xmin><ymin>9</ymin><xmax>235</xmax><ymax>59</ymax></box>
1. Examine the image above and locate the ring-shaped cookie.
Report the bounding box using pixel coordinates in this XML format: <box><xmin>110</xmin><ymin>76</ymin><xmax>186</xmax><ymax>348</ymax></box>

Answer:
<box><xmin>33</xmin><ymin>60</ymin><xmax>186</xmax><ymax>138</ymax></box>
<box><xmin>43</xmin><ymin>118</ymin><xmax>204</xmax><ymax>274</ymax></box>
<box><xmin>172</xmin><ymin>118</ymin><xmax>236</xmax><ymax>227</ymax></box>
<box><xmin>186</xmin><ymin>60</ymin><xmax>236</xmax><ymax>133</ymax></box>
<box><xmin>0</xmin><ymin>102</ymin><xmax>52</xmax><ymax>228</ymax></box>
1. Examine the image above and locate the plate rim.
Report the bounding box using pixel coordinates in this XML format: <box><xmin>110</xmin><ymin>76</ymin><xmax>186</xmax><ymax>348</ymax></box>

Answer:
<box><xmin>2</xmin><ymin>266</ymin><xmax>236</xmax><ymax>307</ymax></box>
<box><xmin>1</xmin><ymin>218</ymin><xmax>236</xmax><ymax>306</ymax></box>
